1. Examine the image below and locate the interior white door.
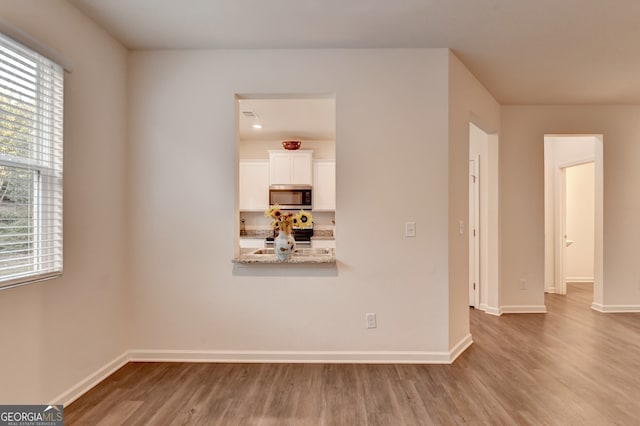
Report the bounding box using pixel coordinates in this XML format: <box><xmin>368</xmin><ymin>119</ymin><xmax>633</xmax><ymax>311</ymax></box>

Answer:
<box><xmin>564</xmin><ymin>162</ymin><xmax>596</xmax><ymax>284</ymax></box>
<box><xmin>469</xmin><ymin>157</ymin><xmax>480</xmax><ymax>307</ymax></box>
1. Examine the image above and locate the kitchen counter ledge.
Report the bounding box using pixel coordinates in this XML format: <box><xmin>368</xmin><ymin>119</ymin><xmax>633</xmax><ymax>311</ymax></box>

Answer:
<box><xmin>233</xmin><ymin>251</ymin><xmax>336</xmax><ymax>264</ymax></box>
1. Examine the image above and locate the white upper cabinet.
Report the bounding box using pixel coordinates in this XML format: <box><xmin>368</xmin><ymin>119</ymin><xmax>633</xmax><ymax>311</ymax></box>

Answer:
<box><xmin>239</xmin><ymin>160</ymin><xmax>270</xmax><ymax>211</ymax></box>
<box><xmin>269</xmin><ymin>150</ymin><xmax>313</xmax><ymax>185</ymax></box>
<box><xmin>313</xmin><ymin>159</ymin><xmax>336</xmax><ymax>211</ymax></box>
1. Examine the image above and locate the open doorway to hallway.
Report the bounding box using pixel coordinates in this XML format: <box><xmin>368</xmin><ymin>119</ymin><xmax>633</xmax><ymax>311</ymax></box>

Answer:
<box><xmin>468</xmin><ymin>122</ymin><xmax>499</xmax><ymax>315</ymax></box>
<box><xmin>544</xmin><ymin>135</ymin><xmax>604</xmax><ymax>309</ymax></box>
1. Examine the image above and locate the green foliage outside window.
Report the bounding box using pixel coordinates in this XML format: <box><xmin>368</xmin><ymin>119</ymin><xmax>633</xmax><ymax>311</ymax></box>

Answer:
<box><xmin>0</xmin><ymin>93</ymin><xmax>36</xmax><ymax>274</ymax></box>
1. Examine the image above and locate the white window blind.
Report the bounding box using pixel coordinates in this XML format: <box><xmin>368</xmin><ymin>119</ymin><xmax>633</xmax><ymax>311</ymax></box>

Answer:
<box><xmin>0</xmin><ymin>32</ymin><xmax>63</xmax><ymax>290</ymax></box>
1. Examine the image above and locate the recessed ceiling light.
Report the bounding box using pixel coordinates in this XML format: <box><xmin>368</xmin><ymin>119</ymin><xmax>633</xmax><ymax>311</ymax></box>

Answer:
<box><xmin>252</xmin><ymin>124</ymin><xmax>263</xmax><ymax>129</ymax></box>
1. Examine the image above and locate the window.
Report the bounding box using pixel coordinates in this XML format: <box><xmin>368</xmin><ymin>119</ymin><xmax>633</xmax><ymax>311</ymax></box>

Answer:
<box><xmin>0</xmin><ymin>33</ymin><xmax>63</xmax><ymax>290</ymax></box>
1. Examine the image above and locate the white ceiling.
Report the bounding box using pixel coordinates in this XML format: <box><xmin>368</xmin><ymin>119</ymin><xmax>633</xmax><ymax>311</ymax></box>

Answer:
<box><xmin>68</xmin><ymin>0</ymin><xmax>640</xmax><ymax>105</ymax></box>
<box><xmin>238</xmin><ymin>98</ymin><xmax>335</xmax><ymax>141</ymax></box>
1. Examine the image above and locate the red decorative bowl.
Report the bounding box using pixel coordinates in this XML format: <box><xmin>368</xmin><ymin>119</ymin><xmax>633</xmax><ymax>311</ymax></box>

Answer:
<box><xmin>282</xmin><ymin>140</ymin><xmax>301</xmax><ymax>150</ymax></box>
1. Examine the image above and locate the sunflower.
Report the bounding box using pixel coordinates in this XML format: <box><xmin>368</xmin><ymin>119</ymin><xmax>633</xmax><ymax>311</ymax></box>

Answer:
<box><xmin>264</xmin><ymin>205</ymin><xmax>312</xmax><ymax>233</ymax></box>
<box><xmin>264</xmin><ymin>204</ymin><xmax>280</xmax><ymax>219</ymax></box>
<box><xmin>270</xmin><ymin>207</ymin><xmax>283</xmax><ymax>221</ymax></box>
<box><xmin>295</xmin><ymin>210</ymin><xmax>313</xmax><ymax>228</ymax></box>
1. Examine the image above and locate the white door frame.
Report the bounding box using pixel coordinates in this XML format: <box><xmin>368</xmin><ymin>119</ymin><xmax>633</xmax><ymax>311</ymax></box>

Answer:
<box><xmin>469</xmin><ymin>157</ymin><xmax>480</xmax><ymax>307</ymax></box>
<box><xmin>545</xmin><ymin>134</ymin><xmax>603</xmax><ymax>310</ymax></box>
<box><xmin>554</xmin><ymin>165</ymin><xmax>568</xmax><ymax>295</ymax></box>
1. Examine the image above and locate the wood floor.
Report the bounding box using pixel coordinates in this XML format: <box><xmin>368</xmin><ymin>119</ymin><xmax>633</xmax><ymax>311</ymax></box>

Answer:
<box><xmin>65</xmin><ymin>283</ymin><xmax>640</xmax><ymax>425</ymax></box>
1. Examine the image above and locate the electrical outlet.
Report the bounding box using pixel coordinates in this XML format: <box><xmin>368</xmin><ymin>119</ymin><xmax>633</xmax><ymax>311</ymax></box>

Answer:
<box><xmin>405</xmin><ymin>222</ymin><xmax>416</xmax><ymax>237</ymax></box>
<box><xmin>459</xmin><ymin>220</ymin><xmax>464</xmax><ymax>235</ymax></box>
<box><xmin>520</xmin><ymin>279</ymin><xmax>527</xmax><ymax>290</ymax></box>
<box><xmin>366</xmin><ymin>313</ymin><xmax>377</xmax><ymax>329</ymax></box>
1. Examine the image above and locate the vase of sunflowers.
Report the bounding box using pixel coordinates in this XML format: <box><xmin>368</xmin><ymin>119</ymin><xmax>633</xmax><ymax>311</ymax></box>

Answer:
<box><xmin>273</xmin><ymin>228</ymin><xmax>296</xmax><ymax>261</ymax></box>
<box><xmin>264</xmin><ymin>204</ymin><xmax>313</xmax><ymax>261</ymax></box>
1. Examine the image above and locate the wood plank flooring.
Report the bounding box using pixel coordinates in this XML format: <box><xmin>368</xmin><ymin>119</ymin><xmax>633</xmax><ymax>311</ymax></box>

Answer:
<box><xmin>65</xmin><ymin>283</ymin><xmax>640</xmax><ymax>425</ymax></box>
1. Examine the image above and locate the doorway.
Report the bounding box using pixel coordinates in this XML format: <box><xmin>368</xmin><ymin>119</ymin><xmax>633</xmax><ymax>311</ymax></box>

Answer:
<box><xmin>544</xmin><ymin>135</ymin><xmax>603</xmax><ymax>309</ymax></box>
<box><xmin>468</xmin><ymin>123</ymin><xmax>499</xmax><ymax>314</ymax></box>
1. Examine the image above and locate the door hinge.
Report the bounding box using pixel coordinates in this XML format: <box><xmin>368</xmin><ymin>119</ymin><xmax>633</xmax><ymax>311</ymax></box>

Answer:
<box><xmin>473</xmin><ymin>229</ymin><xmax>476</xmax><ymax>237</ymax></box>
<box><xmin>473</xmin><ymin>282</ymin><xmax>476</xmax><ymax>290</ymax></box>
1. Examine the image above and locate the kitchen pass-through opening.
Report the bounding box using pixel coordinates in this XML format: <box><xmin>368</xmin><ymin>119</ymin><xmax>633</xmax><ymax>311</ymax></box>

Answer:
<box><xmin>235</xmin><ymin>94</ymin><xmax>336</xmax><ymax>259</ymax></box>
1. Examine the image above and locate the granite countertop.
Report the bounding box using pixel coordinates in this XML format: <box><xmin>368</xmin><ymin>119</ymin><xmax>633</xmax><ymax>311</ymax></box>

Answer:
<box><xmin>233</xmin><ymin>248</ymin><xmax>336</xmax><ymax>264</ymax></box>
<box><xmin>240</xmin><ymin>230</ymin><xmax>272</xmax><ymax>239</ymax></box>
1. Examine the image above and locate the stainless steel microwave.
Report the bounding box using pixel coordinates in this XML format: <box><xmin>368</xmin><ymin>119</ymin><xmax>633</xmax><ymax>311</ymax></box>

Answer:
<box><xmin>269</xmin><ymin>185</ymin><xmax>312</xmax><ymax>210</ymax></box>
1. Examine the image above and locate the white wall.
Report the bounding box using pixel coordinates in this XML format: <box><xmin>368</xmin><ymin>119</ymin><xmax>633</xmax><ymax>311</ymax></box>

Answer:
<box><xmin>502</xmin><ymin>106</ymin><xmax>640</xmax><ymax>310</ymax></box>
<box><xmin>0</xmin><ymin>0</ymin><xmax>129</xmax><ymax>403</ymax></box>
<box><xmin>128</xmin><ymin>49</ymin><xmax>456</xmax><ymax>360</ymax></box>
<box><xmin>549</xmin><ymin>136</ymin><xmax>596</xmax><ymax>165</ymax></box>
<box><xmin>566</xmin><ymin>162</ymin><xmax>595</xmax><ymax>281</ymax></box>
<box><xmin>448</xmin><ymin>53</ymin><xmax>501</xmax><ymax>342</ymax></box>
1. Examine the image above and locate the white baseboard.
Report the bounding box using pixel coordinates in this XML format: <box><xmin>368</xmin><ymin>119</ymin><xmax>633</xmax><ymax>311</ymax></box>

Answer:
<box><xmin>484</xmin><ymin>306</ymin><xmax>502</xmax><ymax>316</ymax></box>
<box><xmin>500</xmin><ymin>305</ymin><xmax>548</xmax><ymax>314</ymax></box>
<box><xmin>545</xmin><ymin>287</ymin><xmax>557</xmax><ymax>294</ymax></box>
<box><xmin>449</xmin><ymin>334</ymin><xmax>473</xmax><ymax>363</ymax></box>
<box><xmin>128</xmin><ymin>349</ymin><xmax>459</xmax><ymax>364</ymax></box>
<box><xmin>51</xmin><ymin>351</ymin><xmax>129</xmax><ymax>406</ymax></box>
<box><xmin>476</xmin><ymin>304</ymin><xmax>506</xmax><ymax>316</ymax></box>
<box><xmin>591</xmin><ymin>303</ymin><xmax>640</xmax><ymax>313</ymax></box>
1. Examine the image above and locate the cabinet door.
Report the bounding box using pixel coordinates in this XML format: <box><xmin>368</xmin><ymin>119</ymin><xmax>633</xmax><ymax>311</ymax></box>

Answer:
<box><xmin>239</xmin><ymin>160</ymin><xmax>269</xmax><ymax>211</ymax></box>
<box><xmin>269</xmin><ymin>153</ymin><xmax>293</xmax><ymax>184</ymax></box>
<box><xmin>269</xmin><ymin>150</ymin><xmax>313</xmax><ymax>185</ymax></box>
<box><xmin>313</xmin><ymin>160</ymin><xmax>336</xmax><ymax>211</ymax></box>
<box><xmin>312</xmin><ymin>239</ymin><xmax>336</xmax><ymax>249</ymax></box>
<box><xmin>291</xmin><ymin>152</ymin><xmax>313</xmax><ymax>185</ymax></box>
<box><xmin>239</xmin><ymin>238</ymin><xmax>266</xmax><ymax>249</ymax></box>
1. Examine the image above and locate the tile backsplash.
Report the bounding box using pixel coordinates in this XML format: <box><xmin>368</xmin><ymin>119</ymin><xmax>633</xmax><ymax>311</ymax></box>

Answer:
<box><xmin>240</xmin><ymin>211</ymin><xmax>335</xmax><ymax>235</ymax></box>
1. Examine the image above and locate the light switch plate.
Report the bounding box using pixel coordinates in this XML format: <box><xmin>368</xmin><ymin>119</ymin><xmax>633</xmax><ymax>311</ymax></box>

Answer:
<box><xmin>405</xmin><ymin>222</ymin><xmax>416</xmax><ymax>237</ymax></box>
<box><xmin>366</xmin><ymin>313</ymin><xmax>377</xmax><ymax>329</ymax></box>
